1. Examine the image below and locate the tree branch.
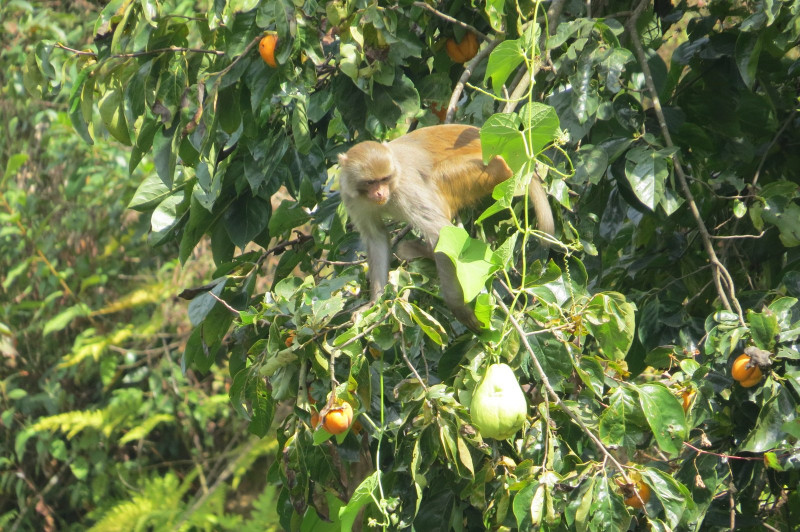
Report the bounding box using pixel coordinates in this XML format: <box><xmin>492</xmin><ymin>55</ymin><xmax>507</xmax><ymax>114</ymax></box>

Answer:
<box><xmin>412</xmin><ymin>2</ymin><xmax>489</xmax><ymax>41</ymax></box>
<box><xmin>494</xmin><ymin>292</ymin><xmax>637</xmax><ymax>490</ymax></box>
<box><xmin>446</xmin><ymin>38</ymin><xmax>502</xmax><ymax>123</ymax></box>
<box><xmin>626</xmin><ymin>0</ymin><xmax>745</xmax><ymax>325</ymax></box>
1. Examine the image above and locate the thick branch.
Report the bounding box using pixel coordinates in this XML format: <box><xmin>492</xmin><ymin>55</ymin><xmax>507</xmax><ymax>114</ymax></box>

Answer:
<box><xmin>626</xmin><ymin>0</ymin><xmax>745</xmax><ymax>325</ymax></box>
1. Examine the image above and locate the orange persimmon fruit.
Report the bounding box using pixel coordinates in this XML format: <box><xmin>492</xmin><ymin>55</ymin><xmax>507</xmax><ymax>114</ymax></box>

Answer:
<box><xmin>259</xmin><ymin>34</ymin><xmax>278</xmax><ymax>68</ymax></box>
<box><xmin>681</xmin><ymin>389</ymin><xmax>695</xmax><ymax>412</ymax></box>
<box><xmin>624</xmin><ymin>480</ymin><xmax>651</xmax><ymax>509</ymax></box>
<box><xmin>731</xmin><ymin>354</ymin><xmax>762</xmax><ymax>387</ymax></box>
<box><xmin>616</xmin><ymin>475</ymin><xmax>651</xmax><ymax>509</ymax></box>
<box><xmin>446</xmin><ymin>32</ymin><xmax>478</xmax><ymax>63</ymax></box>
<box><xmin>322</xmin><ymin>402</ymin><xmax>353</xmax><ymax>435</ymax></box>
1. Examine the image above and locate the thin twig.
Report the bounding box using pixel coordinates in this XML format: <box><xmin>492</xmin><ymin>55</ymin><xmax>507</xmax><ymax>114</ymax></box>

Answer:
<box><xmin>55</xmin><ymin>42</ymin><xmax>224</xmax><ymax>59</ymax></box>
<box><xmin>398</xmin><ymin>324</ymin><xmax>429</xmax><ymax>392</ymax></box>
<box><xmin>209</xmin><ymin>291</ymin><xmax>239</xmax><ymax>315</ymax></box>
<box><xmin>210</xmin><ymin>35</ymin><xmax>261</xmax><ymax>80</ymax></box>
<box><xmin>752</xmin><ymin>109</ymin><xmax>798</xmax><ymax>187</ymax></box>
<box><xmin>412</xmin><ymin>2</ymin><xmax>488</xmax><ymax>40</ymax></box>
<box><xmin>710</xmin><ymin>232</ymin><xmax>766</xmax><ymax>240</ymax></box>
<box><xmin>682</xmin><ymin>442</ymin><xmax>764</xmax><ymax>461</ymax></box>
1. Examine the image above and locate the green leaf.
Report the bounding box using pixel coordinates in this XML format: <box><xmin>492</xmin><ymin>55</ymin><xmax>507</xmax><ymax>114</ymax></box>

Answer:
<box><xmin>573</xmin><ymin>145</ymin><xmax>607</xmax><ymax>185</ymax></box>
<box><xmin>187</xmin><ymin>279</ymin><xmax>228</xmax><ymax>326</ymax></box>
<box><xmin>599</xmin><ymin>387</ymin><xmax>647</xmax><ymax>451</ymax></box>
<box><xmin>149</xmin><ymin>190</ymin><xmax>186</xmax><ymax>245</ymax></box>
<box><xmin>735</xmin><ymin>32</ymin><xmax>763</xmax><ymax>89</ymax></box>
<box><xmin>338</xmin><ymin>470</ymin><xmax>379</xmax><ymax>531</ymax></box>
<box><xmin>761</xmin><ymin>200</ymin><xmax>800</xmax><ymax>247</ymax></box>
<box><xmin>434</xmin><ymin>226</ymin><xmax>499</xmax><ymax>303</ymax></box>
<box><xmin>23</xmin><ymin>46</ymin><xmax>47</xmax><ymax>98</ymax></box>
<box><xmin>640</xmin><ymin>468</ymin><xmax>693</xmax><ymax>528</ymax></box>
<box><xmin>748</xmin><ymin>308</ymin><xmax>779</xmax><ymax>351</ymax></box>
<box><xmin>268</xmin><ymin>200</ymin><xmax>310</xmax><ymax>237</ymax></box>
<box><xmin>225</xmin><ymin>196</ymin><xmax>271</xmax><ymax>249</ymax></box>
<box><xmin>637</xmin><ymin>383</ymin><xmax>688</xmax><ymax>456</ymax></box>
<box><xmin>624</xmin><ymin>146</ymin><xmax>667</xmax><ymax>211</ymax></box>
<box><xmin>368</xmin><ymin>73</ymin><xmax>419</xmax><ymax>127</ymax></box>
<box><xmin>573</xmin><ymin>474</ymin><xmax>595</xmax><ymax>532</ymax></box>
<box><xmin>98</xmin><ymin>85</ymin><xmax>132</xmax><ymax>145</ymax></box>
<box><xmin>152</xmin><ymin>124</ymin><xmax>178</xmax><ymax>188</ymax></box>
<box><xmin>583</xmin><ymin>292</ymin><xmax>636</xmax><ymax>360</ymax></box>
<box><xmin>571</xmin><ymin>49</ymin><xmax>600</xmax><ymax>124</ymax></box>
<box><xmin>741</xmin><ymin>386</ymin><xmax>796</xmax><ymax>452</ymax></box>
<box><xmin>229</xmin><ymin>368</ymin><xmax>257</xmax><ymax>419</ymax></box>
<box><xmin>519</xmin><ymin>102</ymin><xmax>561</xmax><ymax>154</ymax></box>
<box><xmin>248</xmin><ymin>378</ymin><xmax>275</xmax><ymax>437</ymax></box>
<box><xmin>67</xmin><ymin>66</ymin><xmax>94</xmax><ymax>145</ymax></box>
<box><xmin>513</xmin><ymin>480</ymin><xmax>538</xmax><ymax>530</ymax></box>
<box><xmin>484</xmin><ymin>0</ymin><xmax>506</xmax><ymax>32</ymax></box>
<box><xmin>127</xmin><ymin>173</ymin><xmax>173</xmax><ymax>211</ymax></box>
<box><xmin>70</xmin><ymin>456</ymin><xmax>89</xmax><ymax>481</ymax></box>
<box><xmin>481</xmin><ymin>114</ymin><xmax>527</xmax><ymax>171</ymax></box>
<box><xmin>179</xmin><ymin>195</ymin><xmax>214</xmax><ymax>263</ymax></box>
<box><xmin>259</xmin><ymin>349</ymin><xmax>297</xmax><ymax>378</ymax></box>
<box><xmin>456</xmin><ymin>435</ymin><xmax>474</xmax><ymax>476</ymax></box>
<box><xmin>485</xmin><ymin>40</ymin><xmax>525</xmax><ymax>95</ymax></box>
<box><xmin>292</xmin><ymin>99</ymin><xmax>312</xmax><ymax>154</ymax></box>
<box><xmin>399</xmin><ymin>301</ymin><xmax>446</xmax><ymax>345</ymax></box>
<box><xmin>2</xmin><ymin>153</ymin><xmax>29</xmax><ymax>188</ymax></box>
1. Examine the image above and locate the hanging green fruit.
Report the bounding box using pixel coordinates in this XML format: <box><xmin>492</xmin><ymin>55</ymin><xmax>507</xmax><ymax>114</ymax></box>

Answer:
<box><xmin>469</xmin><ymin>363</ymin><xmax>527</xmax><ymax>439</ymax></box>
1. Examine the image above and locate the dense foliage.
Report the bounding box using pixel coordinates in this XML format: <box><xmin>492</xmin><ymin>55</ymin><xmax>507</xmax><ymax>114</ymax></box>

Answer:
<box><xmin>1</xmin><ymin>2</ymin><xmax>280</xmax><ymax>530</ymax></box>
<box><xmin>7</xmin><ymin>0</ymin><xmax>800</xmax><ymax>530</ymax></box>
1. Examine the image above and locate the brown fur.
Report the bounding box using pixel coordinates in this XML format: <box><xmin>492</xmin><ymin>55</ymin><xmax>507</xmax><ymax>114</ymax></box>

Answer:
<box><xmin>338</xmin><ymin>124</ymin><xmax>554</xmax><ymax>331</ymax></box>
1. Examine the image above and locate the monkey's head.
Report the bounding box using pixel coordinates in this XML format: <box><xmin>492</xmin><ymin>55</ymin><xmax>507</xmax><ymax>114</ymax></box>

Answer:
<box><xmin>338</xmin><ymin>141</ymin><xmax>395</xmax><ymax>206</ymax></box>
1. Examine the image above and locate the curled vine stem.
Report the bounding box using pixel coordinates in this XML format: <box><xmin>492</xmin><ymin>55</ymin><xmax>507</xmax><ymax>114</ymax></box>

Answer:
<box><xmin>626</xmin><ymin>0</ymin><xmax>745</xmax><ymax>326</ymax></box>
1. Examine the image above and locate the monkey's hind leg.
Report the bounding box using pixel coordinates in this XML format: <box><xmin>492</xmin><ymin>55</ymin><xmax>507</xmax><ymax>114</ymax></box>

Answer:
<box><xmin>395</xmin><ymin>239</ymin><xmax>435</xmax><ymax>261</ymax></box>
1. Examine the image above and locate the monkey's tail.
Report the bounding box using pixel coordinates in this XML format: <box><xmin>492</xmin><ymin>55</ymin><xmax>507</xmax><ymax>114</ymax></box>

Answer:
<box><xmin>528</xmin><ymin>174</ymin><xmax>555</xmax><ymax>240</ymax></box>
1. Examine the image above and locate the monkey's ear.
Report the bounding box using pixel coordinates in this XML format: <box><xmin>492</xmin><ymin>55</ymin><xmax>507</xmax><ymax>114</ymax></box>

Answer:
<box><xmin>338</xmin><ymin>153</ymin><xmax>348</xmax><ymax>164</ymax></box>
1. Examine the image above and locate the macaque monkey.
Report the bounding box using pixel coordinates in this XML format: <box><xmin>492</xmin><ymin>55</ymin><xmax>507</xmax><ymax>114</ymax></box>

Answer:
<box><xmin>338</xmin><ymin>124</ymin><xmax>554</xmax><ymax>331</ymax></box>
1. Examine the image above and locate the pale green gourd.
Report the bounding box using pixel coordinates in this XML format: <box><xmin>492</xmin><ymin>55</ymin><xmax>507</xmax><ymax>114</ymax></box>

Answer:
<box><xmin>469</xmin><ymin>363</ymin><xmax>527</xmax><ymax>439</ymax></box>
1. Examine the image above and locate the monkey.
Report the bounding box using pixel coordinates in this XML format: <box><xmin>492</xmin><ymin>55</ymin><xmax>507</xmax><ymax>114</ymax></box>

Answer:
<box><xmin>338</xmin><ymin>124</ymin><xmax>554</xmax><ymax>331</ymax></box>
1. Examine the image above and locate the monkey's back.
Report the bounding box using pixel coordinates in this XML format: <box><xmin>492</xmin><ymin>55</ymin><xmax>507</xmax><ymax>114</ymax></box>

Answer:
<box><xmin>389</xmin><ymin>125</ymin><xmax>513</xmax><ymax>216</ymax></box>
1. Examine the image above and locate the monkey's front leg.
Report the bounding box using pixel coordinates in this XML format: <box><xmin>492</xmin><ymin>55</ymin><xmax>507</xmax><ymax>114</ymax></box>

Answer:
<box><xmin>364</xmin><ymin>228</ymin><xmax>392</xmax><ymax>300</ymax></box>
<box><xmin>434</xmin><ymin>253</ymin><xmax>483</xmax><ymax>332</ymax></box>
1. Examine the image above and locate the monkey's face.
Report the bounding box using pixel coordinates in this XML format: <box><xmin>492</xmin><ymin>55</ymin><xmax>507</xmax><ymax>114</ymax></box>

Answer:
<box><xmin>339</xmin><ymin>141</ymin><xmax>395</xmax><ymax>206</ymax></box>
<box><xmin>362</xmin><ymin>176</ymin><xmax>393</xmax><ymax>205</ymax></box>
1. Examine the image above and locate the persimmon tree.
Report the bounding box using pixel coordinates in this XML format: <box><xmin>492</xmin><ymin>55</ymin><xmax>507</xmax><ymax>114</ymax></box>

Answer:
<box><xmin>27</xmin><ymin>0</ymin><xmax>800</xmax><ymax>529</ymax></box>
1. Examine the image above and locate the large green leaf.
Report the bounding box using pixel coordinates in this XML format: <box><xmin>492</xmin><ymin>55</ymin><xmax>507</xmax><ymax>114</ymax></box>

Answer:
<box><xmin>583</xmin><ymin>292</ymin><xmax>636</xmax><ymax>361</ymax></box>
<box><xmin>434</xmin><ymin>226</ymin><xmax>499</xmax><ymax>303</ymax></box>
